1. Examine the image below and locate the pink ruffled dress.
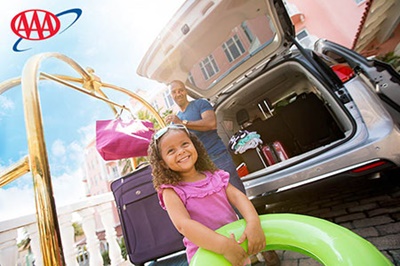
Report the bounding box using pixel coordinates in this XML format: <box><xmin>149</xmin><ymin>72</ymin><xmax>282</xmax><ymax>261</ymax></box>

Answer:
<box><xmin>158</xmin><ymin>169</ymin><xmax>239</xmax><ymax>263</ymax></box>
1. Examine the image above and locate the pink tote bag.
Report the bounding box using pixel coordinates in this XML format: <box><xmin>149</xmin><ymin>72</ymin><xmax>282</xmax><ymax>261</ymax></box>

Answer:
<box><xmin>96</xmin><ymin>118</ymin><xmax>154</xmax><ymax>160</ymax></box>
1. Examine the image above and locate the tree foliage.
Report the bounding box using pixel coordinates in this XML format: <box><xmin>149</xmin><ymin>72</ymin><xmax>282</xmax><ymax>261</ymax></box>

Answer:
<box><xmin>377</xmin><ymin>51</ymin><xmax>400</xmax><ymax>72</ymax></box>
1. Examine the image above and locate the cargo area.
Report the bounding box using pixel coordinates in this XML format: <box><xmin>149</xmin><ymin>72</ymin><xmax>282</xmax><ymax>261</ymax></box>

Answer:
<box><xmin>217</xmin><ymin>61</ymin><xmax>352</xmax><ymax>174</ymax></box>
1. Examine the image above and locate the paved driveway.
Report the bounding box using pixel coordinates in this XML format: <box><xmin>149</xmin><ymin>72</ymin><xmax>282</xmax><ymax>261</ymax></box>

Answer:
<box><xmin>259</xmin><ymin>168</ymin><xmax>400</xmax><ymax>265</ymax></box>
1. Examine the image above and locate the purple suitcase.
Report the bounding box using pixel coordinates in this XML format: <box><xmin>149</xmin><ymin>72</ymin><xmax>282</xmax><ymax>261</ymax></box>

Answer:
<box><xmin>110</xmin><ymin>164</ymin><xmax>185</xmax><ymax>265</ymax></box>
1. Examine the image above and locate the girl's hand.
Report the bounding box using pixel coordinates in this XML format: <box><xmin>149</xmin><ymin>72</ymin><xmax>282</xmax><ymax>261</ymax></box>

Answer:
<box><xmin>237</xmin><ymin>221</ymin><xmax>266</xmax><ymax>255</ymax></box>
<box><xmin>221</xmin><ymin>234</ymin><xmax>248</xmax><ymax>266</ymax></box>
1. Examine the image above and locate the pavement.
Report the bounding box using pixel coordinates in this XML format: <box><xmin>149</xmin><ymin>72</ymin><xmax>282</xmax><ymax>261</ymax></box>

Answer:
<box><xmin>260</xmin><ymin>169</ymin><xmax>400</xmax><ymax>265</ymax></box>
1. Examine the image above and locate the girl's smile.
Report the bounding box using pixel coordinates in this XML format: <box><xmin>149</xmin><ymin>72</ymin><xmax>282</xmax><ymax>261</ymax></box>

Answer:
<box><xmin>177</xmin><ymin>154</ymin><xmax>190</xmax><ymax>163</ymax></box>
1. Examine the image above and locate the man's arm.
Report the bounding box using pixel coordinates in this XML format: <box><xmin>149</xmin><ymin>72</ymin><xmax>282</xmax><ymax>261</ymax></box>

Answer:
<box><xmin>185</xmin><ymin>109</ymin><xmax>217</xmax><ymax>131</ymax></box>
<box><xmin>166</xmin><ymin>109</ymin><xmax>217</xmax><ymax>131</ymax></box>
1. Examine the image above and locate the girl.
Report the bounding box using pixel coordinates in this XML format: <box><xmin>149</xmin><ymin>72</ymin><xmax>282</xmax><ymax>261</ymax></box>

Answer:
<box><xmin>148</xmin><ymin>124</ymin><xmax>266</xmax><ymax>266</ymax></box>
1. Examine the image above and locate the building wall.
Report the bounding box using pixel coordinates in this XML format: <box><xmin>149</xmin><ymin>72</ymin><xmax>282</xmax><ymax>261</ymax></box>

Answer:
<box><xmin>83</xmin><ymin>140</ymin><xmax>110</xmax><ymax>197</ymax></box>
<box><xmin>288</xmin><ymin>0</ymin><xmax>367</xmax><ymax>48</ymax></box>
<box><xmin>83</xmin><ymin>140</ymin><xmax>121</xmax><ymax>230</ymax></box>
<box><xmin>362</xmin><ymin>23</ymin><xmax>400</xmax><ymax>56</ymax></box>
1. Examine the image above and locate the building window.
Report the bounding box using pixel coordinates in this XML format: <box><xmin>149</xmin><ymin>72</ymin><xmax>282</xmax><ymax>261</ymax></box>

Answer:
<box><xmin>241</xmin><ymin>22</ymin><xmax>254</xmax><ymax>43</ymax></box>
<box><xmin>112</xmin><ymin>166</ymin><xmax>119</xmax><ymax>179</ymax></box>
<box><xmin>151</xmin><ymin>100</ymin><xmax>159</xmax><ymax>112</ymax></box>
<box><xmin>223</xmin><ymin>34</ymin><xmax>245</xmax><ymax>62</ymax></box>
<box><xmin>200</xmin><ymin>55</ymin><xmax>219</xmax><ymax>80</ymax></box>
<box><xmin>296</xmin><ymin>29</ymin><xmax>309</xmax><ymax>40</ymax></box>
<box><xmin>296</xmin><ymin>28</ymin><xmax>313</xmax><ymax>49</ymax></box>
<box><xmin>188</xmin><ymin>72</ymin><xmax>196</xmax><ymax>86</ymax></box>
<box><xmin>163</xmin><ymin>91</ymin><xmax>174</xmax><ymax>109</ymax></box>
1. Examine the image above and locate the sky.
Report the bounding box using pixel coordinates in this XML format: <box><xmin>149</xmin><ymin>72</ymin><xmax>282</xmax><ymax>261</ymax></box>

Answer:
<box><xmin>0</xmin><ymin>0</ymin><xmax>185</xmax><ymax>222</ymax></box>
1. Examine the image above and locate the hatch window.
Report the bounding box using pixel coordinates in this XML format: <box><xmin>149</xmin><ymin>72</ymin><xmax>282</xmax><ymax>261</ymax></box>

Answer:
<box><xmin>200</xmin><ymin>55</ymin><xmax>219</xmax><ymax>80</ymax></box>
<box><xmin>223</xmin><ymin>34</ymin><xmax>246</xmax><ymax>62</ymax></box>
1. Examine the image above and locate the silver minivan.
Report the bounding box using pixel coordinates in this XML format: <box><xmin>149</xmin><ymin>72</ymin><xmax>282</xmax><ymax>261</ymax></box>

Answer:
<box><xmin>137</xmin><ymin>0</ymin><xmax>400</xmax><ymax>209</ymax></box>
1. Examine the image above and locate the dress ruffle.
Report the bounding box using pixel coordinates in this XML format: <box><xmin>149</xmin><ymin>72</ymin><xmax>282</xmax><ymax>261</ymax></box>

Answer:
<box><xmin>158</xmin><ymin>169</ymin><xmax>230</xmax><ymax>208</ymax></box>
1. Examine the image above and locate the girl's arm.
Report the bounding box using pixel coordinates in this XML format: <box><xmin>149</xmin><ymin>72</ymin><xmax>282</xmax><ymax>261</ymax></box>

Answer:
<box><xmin>162</xmin><ymin>188</ymin><xmax>247</xmax><ymax>266</ymax></box>
<box><xmin>226</xmin><ymin>184</ymin><xmax>266</xmax><ymax>255</ymax></box>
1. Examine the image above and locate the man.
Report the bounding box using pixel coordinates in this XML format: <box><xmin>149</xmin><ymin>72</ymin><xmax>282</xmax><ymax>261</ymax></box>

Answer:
<box><xmin>165</xmin><ymin>80</ymin><xmax>281</xmax><ymax>266</ymax></box>
<box><xmin>165</xmin><ymin>80</ymin><xmax>245</xmax><ymax>193</ymax></box>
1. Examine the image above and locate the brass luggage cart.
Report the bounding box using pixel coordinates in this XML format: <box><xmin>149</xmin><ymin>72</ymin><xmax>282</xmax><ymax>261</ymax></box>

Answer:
<box><xmin>0</xmin><ymin>52</ymin><xmax>165</xmax><ymax>265</ymax></box>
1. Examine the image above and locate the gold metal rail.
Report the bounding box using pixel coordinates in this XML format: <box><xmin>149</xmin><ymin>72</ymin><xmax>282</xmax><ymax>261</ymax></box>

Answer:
<box><xmin>0</xmin><ymin>52</ymin><xmax>165</xmax><ymax>265</ymax></box>
<box><xmin>0</xmin><ymin>156</ymin><xmax>30</xmax><ymax>187</ymax></box>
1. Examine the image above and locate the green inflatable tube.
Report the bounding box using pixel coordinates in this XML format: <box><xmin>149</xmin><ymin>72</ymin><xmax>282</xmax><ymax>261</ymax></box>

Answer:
<box><xmin>190</xmin><ymin>213</ymin><xmax>393</xmax><ymax>266</ymax></box>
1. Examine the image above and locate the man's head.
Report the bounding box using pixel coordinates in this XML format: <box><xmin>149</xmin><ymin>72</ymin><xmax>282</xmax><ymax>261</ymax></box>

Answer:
<box><xmin>168</xmin><ymin>80</ymin><xmax>189</xmax><ymax>109</ymax></box>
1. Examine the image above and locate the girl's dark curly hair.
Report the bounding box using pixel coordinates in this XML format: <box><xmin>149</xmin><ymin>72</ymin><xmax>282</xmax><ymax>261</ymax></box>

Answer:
<box><xmin>148</xmin><ymin>128</ymin><xmax>218</xmax><ymax>190</ymax></box>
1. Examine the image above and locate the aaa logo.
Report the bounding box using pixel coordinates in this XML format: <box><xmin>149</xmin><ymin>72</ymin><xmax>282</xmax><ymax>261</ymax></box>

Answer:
<box><xmin>11</xmin><ymin>10</ymin><xmax>61</xmax><ymax>40</ymax></box>
<box><xmin>10</xmin><ymin>8</ymin><xmax>82</xmax><ymax>52</ymax></box>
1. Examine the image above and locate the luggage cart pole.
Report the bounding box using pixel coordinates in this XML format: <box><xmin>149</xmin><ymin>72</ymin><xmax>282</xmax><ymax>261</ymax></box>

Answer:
<box><xmin>1</xmin><ymin>52</ymin><xmax>166</xmax><ymax>266</ymax></box>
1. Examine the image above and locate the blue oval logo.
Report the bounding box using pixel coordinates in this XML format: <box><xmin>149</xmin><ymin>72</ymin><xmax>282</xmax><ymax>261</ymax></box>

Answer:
<box><xmin>11</xmin><ymin>8</ymin><xmax>82</xmax><ymax>52</ymax></box>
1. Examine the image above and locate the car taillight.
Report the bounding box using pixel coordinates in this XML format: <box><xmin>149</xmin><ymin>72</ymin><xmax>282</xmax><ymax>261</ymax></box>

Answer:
<box><xmin>331</xmin><ymin>64</ymin><xmax>355</xmax><ymax>82</ymax></box>
<box><xmin>351</xmin><ymin>160</ymin><xmax>387</xmax><ymax>173</ymax></box>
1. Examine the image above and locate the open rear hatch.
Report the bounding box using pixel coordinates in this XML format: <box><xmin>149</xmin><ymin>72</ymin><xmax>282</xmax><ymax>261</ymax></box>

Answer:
<box><xmin>137</xmin><ymin>0</ymin><xmax>295</xmax><ymax>102</ymax></box>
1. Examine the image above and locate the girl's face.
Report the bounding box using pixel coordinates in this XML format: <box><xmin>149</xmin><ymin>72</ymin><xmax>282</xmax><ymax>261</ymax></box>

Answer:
<box><xmin>158</xmin><ymin>129</ymin><xmax>198</xmax><ymax>174</ymax></box>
